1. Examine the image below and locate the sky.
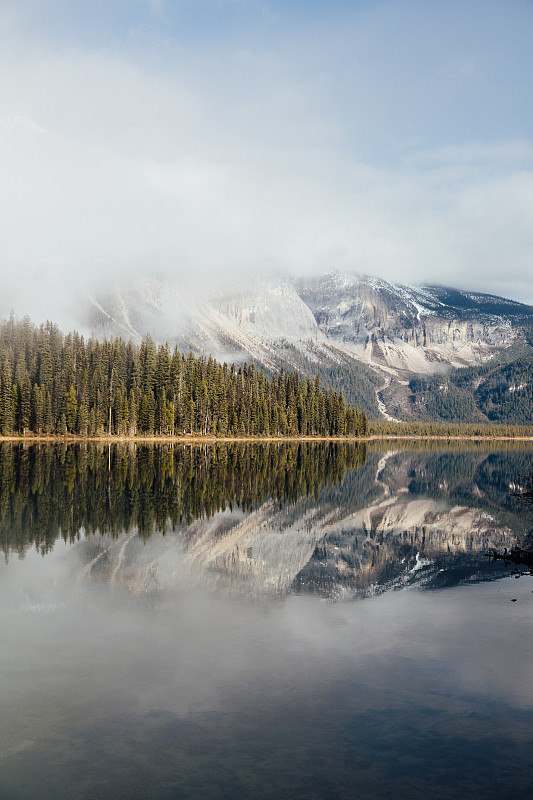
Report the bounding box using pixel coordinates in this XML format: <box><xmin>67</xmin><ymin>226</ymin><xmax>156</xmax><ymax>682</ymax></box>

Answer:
<box><xmin>1</xmin><ymin>0</ymin><xmax>533</xmax><ymax>324</ymax></box>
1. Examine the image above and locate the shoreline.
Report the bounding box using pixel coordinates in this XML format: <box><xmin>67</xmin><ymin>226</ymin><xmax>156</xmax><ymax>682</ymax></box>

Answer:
<box><xmin>0</xmin><ymin>434</ymin><xmax>532</xmax><ymax>444</ymax></box>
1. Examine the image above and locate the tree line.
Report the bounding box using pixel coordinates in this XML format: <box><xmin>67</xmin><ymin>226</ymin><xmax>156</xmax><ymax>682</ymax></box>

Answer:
<box><xmin>0</xmin><ymin>315</ymin><xmax>368</xmax><ymax>438</ymax></box>
<box><xmin>368</xmin><ymin>419</ymin><xmax>533</xmax><ymax>438</ymax></box>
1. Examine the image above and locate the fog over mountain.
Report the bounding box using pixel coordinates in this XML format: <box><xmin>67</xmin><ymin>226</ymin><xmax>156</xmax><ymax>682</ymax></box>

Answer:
<box><xmin>86</xmin><ymin>271</ymin><xmax>532</xmax><ymax>369</ymax></box>
<box><xmin>82</xmin><ymin>265</ymin><xmax>528</xmax><ymax>381</ymax></box>
<box><xmin>77</xmin><ymin>268</ymin><xmax>533</xmax><ymax>423</ymax></box>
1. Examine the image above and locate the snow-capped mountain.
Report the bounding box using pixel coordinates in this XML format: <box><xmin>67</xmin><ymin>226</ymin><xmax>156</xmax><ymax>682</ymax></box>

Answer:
<box><xmin>87</xmin><ymin>271</ymin><xmax>532</xmax><ymax>370</ymax></box>
<box><xmin>296</xmin><ymin>272</ymin><xmax>529</xmax><ymax>374</ymax></box>
<box><xmin>85</xmin><ymin>270</ymin><xmax>533</xmax><ymax>420</ymax></box>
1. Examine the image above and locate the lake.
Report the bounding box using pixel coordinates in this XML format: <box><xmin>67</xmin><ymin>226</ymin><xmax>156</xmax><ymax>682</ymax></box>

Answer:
<box><xmin>1</xmin><ymin>441</ymin><xmax>533</xmax><ymax>799</ymax></box>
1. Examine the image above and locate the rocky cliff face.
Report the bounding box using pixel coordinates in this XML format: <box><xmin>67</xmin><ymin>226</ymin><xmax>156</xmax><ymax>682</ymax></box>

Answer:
<box><xmin>86</xmin><ymin>271</ymin><xmax>532</xmax><ymax>381</ymax></box>
<box><xmin>296</xmin><ymin>273</ymin><xmax>522</xmax><ymax>375</ymax></box>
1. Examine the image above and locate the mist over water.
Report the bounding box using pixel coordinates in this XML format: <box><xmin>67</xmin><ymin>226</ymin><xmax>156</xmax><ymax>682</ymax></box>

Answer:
<box><xmin>1</xmin><ymin>442</ymin><xmax>533</xmax><ymax>799</ymax></box>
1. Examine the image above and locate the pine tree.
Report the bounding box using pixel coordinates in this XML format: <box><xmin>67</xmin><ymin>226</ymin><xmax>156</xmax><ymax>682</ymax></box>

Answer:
<box><xmin>20</xmin><ymin>375</ymin><xmax>31</xmax><ymax>433</ymax></box>
<box><xmin>77</xmin><ymin>398</ymin><xmax>89</xmax><ymax>436</ymax></box>
<box><xmin>32</xmin><ymin>384</ymin><xmax>44</xmax><ymax>434</ymax></box>
<box><xmin>1</xmin><ymin>362</ymin><xmax>14</xmax><ymax>434</ymax></box>
<box><xmin>65</xmin><ymin>385</ymin><xmax>78</xmax><ymax>433</ymax></box>
<box><xmin>58</xmin><ymin>412</ymin><xmax>67</xmax><ymax>435</ymax></box>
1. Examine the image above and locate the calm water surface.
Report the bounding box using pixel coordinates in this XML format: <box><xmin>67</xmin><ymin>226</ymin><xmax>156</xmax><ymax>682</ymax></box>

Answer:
<box><xmin>1</xmin><ymin>442</ymin><xmax>533</xmax><ymax>799</ymax></box>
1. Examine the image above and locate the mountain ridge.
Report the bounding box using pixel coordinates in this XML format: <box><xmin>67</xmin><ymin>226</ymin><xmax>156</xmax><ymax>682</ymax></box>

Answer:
<box><xmin>85</xmin><ymin>270</ymin><xmax>533</xmax><ymax>422</ymax></box>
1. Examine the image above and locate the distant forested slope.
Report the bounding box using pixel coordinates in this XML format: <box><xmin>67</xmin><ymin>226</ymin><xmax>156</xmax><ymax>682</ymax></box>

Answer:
<box><xmin>384</xmin><ymin>345</ymin><xmax>533</xmax><ymax>424</ymax></box>
<box><xmin>278</xmin><ymin>343</ymin><xmax>382</xmax><ymax>419</ymax></box>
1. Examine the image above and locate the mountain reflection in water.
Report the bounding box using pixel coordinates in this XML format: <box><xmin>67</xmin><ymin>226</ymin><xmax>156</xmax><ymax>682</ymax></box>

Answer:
<box><xmin>1</xmin><ymin>441</ymin><xmax>532</xmax><ymax>599</ymax></box>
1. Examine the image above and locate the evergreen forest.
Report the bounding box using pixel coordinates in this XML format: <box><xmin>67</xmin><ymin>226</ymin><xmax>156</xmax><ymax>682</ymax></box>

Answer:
<box><xmin>405</xmin><ymin>347</ymin><xmax>533</xmax><ymax>425</ymax></box>
<box><xmin>0</xmin><ymin>316</ymin><xmax>368</xmax><ymax>438</ymax></box>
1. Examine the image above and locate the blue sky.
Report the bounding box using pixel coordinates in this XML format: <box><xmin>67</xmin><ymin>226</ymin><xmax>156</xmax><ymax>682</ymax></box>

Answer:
<box><xmin>1</xmin><ymin>0</ymin><xmax>532</xmax><ymax>319</ymax></box>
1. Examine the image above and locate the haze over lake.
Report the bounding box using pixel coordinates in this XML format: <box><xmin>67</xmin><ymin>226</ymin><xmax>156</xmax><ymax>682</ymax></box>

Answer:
<box><xmin>1</xmin><ymin>441</ymin><xmax>533</xmax><ymax>799</ymax></box>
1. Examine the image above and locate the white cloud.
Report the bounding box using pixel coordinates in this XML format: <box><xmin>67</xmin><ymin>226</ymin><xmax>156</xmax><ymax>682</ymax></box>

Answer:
<box><xmin>1</xmin><ymin>0</ymin><xmax>533</xmax><ymax>327</ymax></box>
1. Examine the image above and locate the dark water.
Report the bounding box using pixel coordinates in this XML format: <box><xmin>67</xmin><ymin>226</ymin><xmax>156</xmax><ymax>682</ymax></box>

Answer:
<box><xmin>1</xmin><ymin>442</ymin><xmax>533</xmax><ymax>799</ymax></box>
